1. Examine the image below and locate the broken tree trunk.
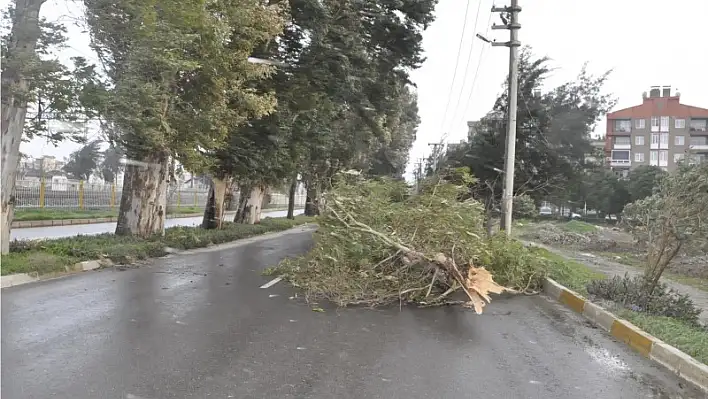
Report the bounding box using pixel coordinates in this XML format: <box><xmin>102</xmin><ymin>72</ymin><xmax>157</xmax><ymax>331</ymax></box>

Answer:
<box><xmin>202</xmin><ymin>176</ymin><xmax>230</xmax><ymax>229</ymax></box>
<box><xmin>1</xmin><ymin>0</ymin><xmax>47</xmax><ymax>254</ymax></box>
<box><xmin>115</xmin><ymin>153</ymin><xmax>169</xmax><ymax>237</ymax></box>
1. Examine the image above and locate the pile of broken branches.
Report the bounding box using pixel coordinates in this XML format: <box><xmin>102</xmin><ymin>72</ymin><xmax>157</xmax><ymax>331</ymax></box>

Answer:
<box><xmin>275</xmin><ymin>174</ymin><xmax>515</xmax><ymax>313</ymax></box>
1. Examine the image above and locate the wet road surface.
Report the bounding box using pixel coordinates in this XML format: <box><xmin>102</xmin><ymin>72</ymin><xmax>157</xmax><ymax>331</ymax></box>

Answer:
<box><xmin>2</xmin><ymin>228</ymin><xmax>703</xmax><ymax>398</ymax></box>
<box><xmin>10</xmin><ymin>209</ymin><xmax>303</xmax><ymax>241</ymax></box>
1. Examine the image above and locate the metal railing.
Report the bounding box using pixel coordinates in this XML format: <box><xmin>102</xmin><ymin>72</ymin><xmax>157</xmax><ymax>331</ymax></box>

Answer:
<box><xmin>13</xmin><ymin>179</ymin><xmax>306</xmax><ymax>211</ymax></box>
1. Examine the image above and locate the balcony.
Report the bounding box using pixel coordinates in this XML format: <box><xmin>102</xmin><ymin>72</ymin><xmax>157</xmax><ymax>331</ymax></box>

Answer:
<box><xmin>613</xmin><ymin>143</ymin><xmax>631</xmax><ymax>150</ymax></box>
<box><xmin>610</xmin><ymin>159</ymin><xmax>631</xmax><ymax>167</ymax></box>
<box><xmin>690</xmin><ymin>119</ymin><xmax>707</xmax><ymax>132</ymax></box>
<box><xmin>690</xmin><ymin>144</ymin><xmax>708</xmax><ymax>151</ymax></box>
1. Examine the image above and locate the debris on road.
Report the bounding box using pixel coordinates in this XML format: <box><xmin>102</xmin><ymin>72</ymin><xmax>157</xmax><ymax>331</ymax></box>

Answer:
<box><xmin>275</xmin><ymin>174</ymin><xmax>515</xmax><ymax>313</ymax></box>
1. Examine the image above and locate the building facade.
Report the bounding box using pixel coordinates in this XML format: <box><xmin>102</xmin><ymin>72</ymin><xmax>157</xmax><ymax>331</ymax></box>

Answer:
<box><xmin>605</xmin><ymin>86</ymin><xmax>708</xmax><ymax>176</ymax></box>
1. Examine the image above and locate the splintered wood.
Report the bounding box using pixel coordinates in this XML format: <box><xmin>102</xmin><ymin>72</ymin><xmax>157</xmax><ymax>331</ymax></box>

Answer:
<box><xmin>463</xmin><ymin>266</ymin><xmax>507</xmax><ymax>314</ymax></box>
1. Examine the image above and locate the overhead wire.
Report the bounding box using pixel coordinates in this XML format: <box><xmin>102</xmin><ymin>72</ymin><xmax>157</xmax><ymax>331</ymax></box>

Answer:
<box><xmin>435</xmin><ymin>0</ymin><xmax>473</xmax><ymax>144</ymax></box>
<box><xmin>442</xmin><ymin>0</ymin><xmax>487</xmax><ymax>144</ymax></box>
<box><xmin>449</xmin><ymin>8</ymin><xmax>494</xmax><ymax>140</ymax></box>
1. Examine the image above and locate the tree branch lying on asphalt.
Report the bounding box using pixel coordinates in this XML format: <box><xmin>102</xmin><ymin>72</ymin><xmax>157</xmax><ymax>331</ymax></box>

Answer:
<box><xmin>273</xmin><ymin>172</ymin><xmax>527</xmax><ymax>313</ymax></box>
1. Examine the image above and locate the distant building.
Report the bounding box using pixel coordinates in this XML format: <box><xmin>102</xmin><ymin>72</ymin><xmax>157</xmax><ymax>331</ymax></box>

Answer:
<box><xmin>605</xmin><ymin>86</ymin><xmax>708</xmax><ymax>176</ymax></box>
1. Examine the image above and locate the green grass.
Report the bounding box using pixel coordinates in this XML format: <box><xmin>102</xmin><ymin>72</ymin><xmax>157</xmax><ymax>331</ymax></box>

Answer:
<box><xmin>533</xmin><ymin>247</ymin><xmax>606</xmax><ymax>294</ymax></box>
<box><xmin>562</xmin><ymin>220</ymin><xmax>598</xmax><ymax>234</ymax></box>
<box><xmin>617</xmin><ymin>310</ymin><xmax>708</xmax><ymax>364</ymax></box>
<box><xmin>14</xmin><ymin>207</ymin><xmax>207</xmax><ymax>221</ymax></box>
<box><xmin>1</xmin><ymin>215</ymin><xmax>315</xmax><ymax>276</ymax></box>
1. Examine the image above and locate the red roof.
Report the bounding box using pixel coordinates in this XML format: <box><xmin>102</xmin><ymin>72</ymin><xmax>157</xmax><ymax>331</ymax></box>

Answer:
<box><xmin>608</xmin><ymin>96</ymin><xmax>708</xmax><ymax>119</ymax></box>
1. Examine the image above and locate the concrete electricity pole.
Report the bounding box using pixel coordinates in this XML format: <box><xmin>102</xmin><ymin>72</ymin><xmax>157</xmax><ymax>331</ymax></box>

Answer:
<box><xmin>491</xmin><ymin>0</ymin><xmax>521</xmax><ymax>236</ymax></box>
<box><xmin>427</xmin><ymin>142</ymin><xmax>444</xmax><ymax>173</ymax></box>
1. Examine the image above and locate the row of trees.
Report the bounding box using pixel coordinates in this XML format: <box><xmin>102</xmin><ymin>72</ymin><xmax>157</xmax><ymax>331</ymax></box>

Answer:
<box><xmin>433</xmin><ymin>48</ymin><xmax>674</xmax><ymax>224</ymax></box>
<box><xmin>1</xmin><ymin>0</ymin><xmax>431</xmax><ymax>252</ymax></box>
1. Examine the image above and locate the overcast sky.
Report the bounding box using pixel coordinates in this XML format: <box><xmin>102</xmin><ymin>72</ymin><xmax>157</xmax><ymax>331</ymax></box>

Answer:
<box><xmin>10</xmin><ymin>0</ymin><xmax>708</xmax><ymax>174</ymax></box>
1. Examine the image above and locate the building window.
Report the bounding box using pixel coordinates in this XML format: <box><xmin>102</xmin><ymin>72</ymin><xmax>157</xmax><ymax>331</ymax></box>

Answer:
<box><xmin>660</xmin><ymin>133</ymin><xmax>669</xmax><ymax>149</ymax></box>
<box><xmin>615</xmin><ymin>136</ymin><xmax>630</xmax><ymax>145</ymax></box>
<box><xmin>690</xmin><ymin>136</ymin><xmax>708</xmax><ymax>146</ymax></box>
<box><xmin>675</xmin><ymin>135</ymin><xmax>685</xmax><ymax>145</ymax></box>
<box><xmin>635</xmin><ymin>119</ymin><xmax>645</xmax><ymax>129</ymax></box>
<box><xmin>635</xmin><ymin>135</ymin><xmax>645</xmax><ymax>145</ymax></box>
<box><xmin>651</xmin><ymin>117</ymin><xmax>660</xmax><ymax>132</ymax></box>
<box><xmin>651</xmin><ymin>133</ymin><xmax>660</xmax><ymax>148</ymax></box>
<box><xmin>690</xmin><ymin>119</ymin><xmax>707</xmax><ymax>132</ymax></box>
<box><xmin>614</xmin><ymin>120</ymin><xmax>631</xmax><ymax>132</ymax></box>
<box><xmin>650</xmin><ymin>150</ymin><xmax>658</xmax><ymax>166</ymax></box>
<box><xmin>660</xmin><ymin>116</ymin><xmax>670</xmax><ymax>132</ymax></box>
<box><xmin>675</xmin><ymin>118</ymin><xmax>686</xmax><ymax>129</ymax></box>
<box><xmin>634</xmin><ymin>152</ymin><xmax>644</xmax><ymax>162</ymax></box>
<box><xmin>674</xmin><ymin>153</ymin><xmax>685</xmax><ymax>163</ymax></box>
<box><xmin>611</xmin><ymin>150</ymin><xmax>630</xmax><ymax>164</ymax></box>
<box><xmin>659</xmin><ymin>150</ymin><xmax>668</xmax><ymax>166</ymax></box>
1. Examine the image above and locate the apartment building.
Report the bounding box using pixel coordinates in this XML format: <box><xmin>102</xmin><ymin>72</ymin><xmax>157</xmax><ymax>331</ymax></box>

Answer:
<box><xmin>605</xmin><ymin>86</ymin><xmax>708</xmax><ymax>176</ymax></box>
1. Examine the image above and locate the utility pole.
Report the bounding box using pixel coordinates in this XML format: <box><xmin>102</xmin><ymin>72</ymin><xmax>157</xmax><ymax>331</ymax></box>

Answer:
<box><xmin>491</xmin><ymin>0</ymin><xmax>521</xmax><ymax>236</ymax></box>
<box><xmin>427</xmin><ymin>142</ymin><xmax>444</xmax><ymax>173</ymax></box>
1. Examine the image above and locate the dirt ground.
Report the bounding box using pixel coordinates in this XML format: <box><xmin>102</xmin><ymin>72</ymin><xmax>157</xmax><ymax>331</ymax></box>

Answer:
<box><xmin>518</xmin><ymin>220</ymin><xmax>708</xmax><ymax>279</ymax></box>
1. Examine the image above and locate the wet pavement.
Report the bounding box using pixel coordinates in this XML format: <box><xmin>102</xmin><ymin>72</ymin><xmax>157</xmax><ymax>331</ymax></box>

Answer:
<box><xmin>2</xmin><ymin>228</ymin><xmax>703</xmax><ymax>398</ymax></box>
<box><xmin>10</xmin><ymin>209</ymin><xmax>303</xmax><ymax>241</ymax></box>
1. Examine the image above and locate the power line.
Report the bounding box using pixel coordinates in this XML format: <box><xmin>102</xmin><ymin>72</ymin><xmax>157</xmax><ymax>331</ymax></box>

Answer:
<box><xmin>436</xmin><ymin>0</ymin><xmax>473</xmax><ymax>139</ymax></box>
<box><xmin>449</xmin><ymin>10</ymin><xmax>494</xmax><ymax>136</ymax></box>
<box><xmin>443</xmin><ymin>1</ymin><xmax>487</xmax><ymax>142</ymax></box>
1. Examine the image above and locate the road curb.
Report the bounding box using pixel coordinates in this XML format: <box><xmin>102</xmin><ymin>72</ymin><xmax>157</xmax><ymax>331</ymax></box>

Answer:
<box><xmin>11</xmin><ymin>207</ymin><xmax>294</xmax><ymax>229</ymax></box>
<box><xmin>1</xmin><ymin>223</ymin><xmax>315</xmax><ymax>290</ymax></box>
<box><xmin>543</xmin><ymin>277</ymin><xmax>708</xmax><ymax>392</ymax></box>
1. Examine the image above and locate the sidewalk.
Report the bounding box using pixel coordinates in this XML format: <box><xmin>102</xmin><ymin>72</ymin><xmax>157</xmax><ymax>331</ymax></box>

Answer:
<box><xmin>524</xmin><ymin>240</ymin><xmax>708</xmax><ymax>325</ymax></box>
<box><xmin>11</xmin><ymin>207</ymin><xmax>292</xmax><ymax>229</ymax></box>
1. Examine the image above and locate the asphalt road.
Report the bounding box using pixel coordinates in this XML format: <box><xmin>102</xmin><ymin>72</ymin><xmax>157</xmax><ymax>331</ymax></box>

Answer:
<box><xmin>9</xmin><ymin>209</ymin><xmax>302</xmax><ymax>241</ymax></box>
<box><xmin>2</xmin><ymin>228</ymin><xmax>702</xmax><ymax>399</ymax></box>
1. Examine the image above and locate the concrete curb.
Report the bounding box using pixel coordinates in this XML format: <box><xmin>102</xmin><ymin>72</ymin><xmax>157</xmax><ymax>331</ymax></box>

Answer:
<box><xmin>544</xmin><ymin>277</ymin><xmax>708</xmax><ymax>392</ymax></box>
<box><xmin>11</xmin><ymin>207</ymin><xmax>294</xmax><ymax>229</ymax></box>
<box><xmin>1</xmin><ymin>223</ymin><xmax>315</xmax><ymax>290</ymax></box>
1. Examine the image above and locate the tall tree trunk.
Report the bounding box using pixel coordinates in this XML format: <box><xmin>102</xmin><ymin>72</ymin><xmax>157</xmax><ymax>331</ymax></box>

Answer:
<box><xmin>247</xmin><ymin>186</ymin><xmax>265</xmax><ymax>224</ymax></box>
<box><xmin>115</xmin><ymin>153</ymin><xmax>169</xmax><ymax>236</ymax></box>
<box><xmin>233</xmin><ymin>184</ymin><xmax>264</xmax><ymax>224</ymax></box>
<box><xmin>202</xmin><ymin>176</ymin><xmax>229</xmax><ymax>229</ymax></box>
<box><xmin>304</xmin><ymin>182</ymin><xmax>319</xmax><ymax>216</ymax></box>
<box><xmin>287</xmin><ymin>173</ymin><xmax>298</xmax><ymax>219</ymax></box>
<box><xmin>1</xmin><ymin>0</ymin><xmax>46</xmax><ymax>254</ymax></box>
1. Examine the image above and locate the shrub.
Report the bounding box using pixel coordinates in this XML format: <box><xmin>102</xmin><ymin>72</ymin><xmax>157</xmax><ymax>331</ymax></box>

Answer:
<box><xmin>512</xmin><ymin>194</ymin><xmax>537</xmax><ymax>219</ymax></box>
<box><xmin>586</xmin><ymin>274</ymin><xmax>702</xmax><ymax>324</ymax></box>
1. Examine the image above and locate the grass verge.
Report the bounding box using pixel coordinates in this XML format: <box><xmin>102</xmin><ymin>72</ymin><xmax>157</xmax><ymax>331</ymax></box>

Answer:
<box><xmin>533</xmin><ymin>245</ymin><xmax>708</xmax><ymax>365</ymax></box>
<box><xmin>562</xmin><ymin>220</ymin><xmax>598</xmax><ymax>234</ymax></box>
<box><xmin>617</xmin><ymin>310</ymin><xmax>708</xmax><ymax>365</ymax></box>
<box><xmin>14</xmin><ymin>207</ymin><xmax>207</xmax><ymax>221</ymax></box>
<box><xmin>1</xmin><ymin>215</ymin><xmax>314</xmax><ymax>276</ymax></box>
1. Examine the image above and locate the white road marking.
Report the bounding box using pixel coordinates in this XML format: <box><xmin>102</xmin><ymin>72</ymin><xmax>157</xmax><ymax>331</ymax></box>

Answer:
<box><xmin>260</xmin><ymin>276</ymin><xmax>283</xmax><ymax>289</ymax></box>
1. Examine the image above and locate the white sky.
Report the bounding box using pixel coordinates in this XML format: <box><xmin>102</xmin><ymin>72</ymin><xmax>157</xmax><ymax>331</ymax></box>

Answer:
<box><xmin>9</xmin><ymin>0</ymin><xmax>708</xmax><ymax>175</ymax></box>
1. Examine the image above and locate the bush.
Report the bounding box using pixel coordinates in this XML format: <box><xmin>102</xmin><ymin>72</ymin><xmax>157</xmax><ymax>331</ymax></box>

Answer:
<box><xmin>513</xmin><ymin>194</ymin><xmax>537</xmax><ymax>219</ymax></box>
<box><xmin>586</xmin><ymin>274</ymin><xmax>702</xmax><ymax>324</ymax></box>
<box><xmin>480</xmin><ymin>235</ymin><xmax>549</xmax><ymax>292</ymax></box>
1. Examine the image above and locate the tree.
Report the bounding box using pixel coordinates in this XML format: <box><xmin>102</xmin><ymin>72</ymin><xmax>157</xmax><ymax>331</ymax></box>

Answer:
<box><xmin>100</xmin><ymin>144</ymin><xmax>124</xmax><ymax>183</ymax></box>
<box><xmin>623</xmin><ymin>164</ymin><xmax>708</xmax><ymax>296</ymax></box>
<box><xmin>583</xmin><ymin>169</ymin><xmax>630</xmax><ymax>218</ymax></box>
<box><xmin>628</xmin><ymin>165</ymin><xmax>666</xmax><ymax>201</ymax></box>
<box><xmin>443</xmin><ymin>47</ymin><xmax>616</xmax><ymax>226</ymax></box>
<box><xmin>1</xmin><ymin>1</ymin><xmax>101</xmax><ymax>253</ymax></box>
<box><xmin>63</xmin><ymin>139</ymin><xmax>101</xmax><ymax>180</ymax></box>
<box><xmin>83</xmin><ymin>0</ymin><xmax>285</xmax><ymax>236</ymax></box>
